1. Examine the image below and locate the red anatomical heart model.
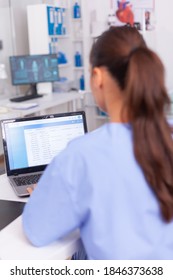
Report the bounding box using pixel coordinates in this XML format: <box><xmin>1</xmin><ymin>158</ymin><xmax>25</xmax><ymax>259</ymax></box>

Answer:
<box><xmin>116</xmin><ymin>1</ymin><xmax>134</xmax><ymax>26</ymax></box>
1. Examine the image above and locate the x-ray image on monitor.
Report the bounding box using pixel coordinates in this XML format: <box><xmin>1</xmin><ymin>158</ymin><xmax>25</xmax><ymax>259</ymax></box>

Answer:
<box><xmin>9</xmin><ymin>53</ymin><xmax>59</xmax><ymax>98</ymax></box>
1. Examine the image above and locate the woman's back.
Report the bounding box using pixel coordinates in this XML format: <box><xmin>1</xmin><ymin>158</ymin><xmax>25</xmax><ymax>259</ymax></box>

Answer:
<box><xmin>23</xmin><ymin>122</ymin><xmax>173</xmax><ymax>259</ymax></box>
<box><xmin>69</xmin><ymin>123</ymin><xmax>173</xmax><ymax>259</ymax></box>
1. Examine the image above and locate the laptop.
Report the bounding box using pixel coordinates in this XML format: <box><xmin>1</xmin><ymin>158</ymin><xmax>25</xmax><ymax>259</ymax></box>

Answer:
<box><xmin>1</xmin><ymin>111</ymin><xmax>87</xmax><ymax>197</ymax></box>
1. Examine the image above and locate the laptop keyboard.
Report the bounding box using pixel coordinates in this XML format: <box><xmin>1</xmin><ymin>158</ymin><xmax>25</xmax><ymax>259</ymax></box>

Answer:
<box><xmin>13</xmin><ymin>174</ymin><xmax>41</xmax><ymax>186</ymax></box>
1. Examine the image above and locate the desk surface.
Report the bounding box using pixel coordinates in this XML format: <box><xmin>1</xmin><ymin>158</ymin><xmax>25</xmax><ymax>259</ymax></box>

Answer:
<box><xmin>0</xmin><ymin>174</ymin><xmax>81</xmax><ymax>260</ymax></box>
<box><xmin>0</xmin><ymin>92</ymin><xmax>83</xmax><ymax>119</ymax></box>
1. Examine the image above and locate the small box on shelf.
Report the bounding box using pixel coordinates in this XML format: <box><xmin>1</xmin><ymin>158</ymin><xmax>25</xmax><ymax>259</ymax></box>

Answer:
<box><xmin>57</xmin><ymin>51</ymin><xmax>68</xmax><ymax>64</ymax></box>
<box><xmin>47</xmin><ymin>6</ymin><xmax>67</xmax><ymax>36</ymax></box>
<box><xmin>53</xmin><ymin>77</ymin><xmax>73</xmax><ymax>93</ymax></box>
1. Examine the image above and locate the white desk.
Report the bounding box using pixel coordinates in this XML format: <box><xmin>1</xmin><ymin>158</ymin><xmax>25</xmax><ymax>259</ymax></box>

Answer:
<box><xmin>0</xmin><ymin>92</ymin><xmax>83</xmax><ymax>117</ymax></box>
<box><xmin>0</xmin><ymin>174</ymin><xmax>81</xmax><ymax>260</ymax></box>
<box><xmin>0</xmin><ymin>92</ymin><xmax>84</xmax><ymax>155</ymax></box>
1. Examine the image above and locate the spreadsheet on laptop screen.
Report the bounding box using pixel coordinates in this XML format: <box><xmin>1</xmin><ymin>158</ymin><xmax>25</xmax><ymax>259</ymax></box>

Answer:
<box><xmin>4</xmin><ymin>114</ymin><xmax>85</xmax><ymax>170</ymax></box>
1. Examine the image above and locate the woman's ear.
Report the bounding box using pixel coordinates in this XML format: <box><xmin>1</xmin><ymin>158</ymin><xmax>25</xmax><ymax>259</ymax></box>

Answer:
<box><xmin>91</xmin><ymin>67</ymin><xmax>103</xmax><ymax>89</ymax></box>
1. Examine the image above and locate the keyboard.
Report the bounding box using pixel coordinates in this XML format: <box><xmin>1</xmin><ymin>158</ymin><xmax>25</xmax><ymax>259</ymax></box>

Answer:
<box><xmin>10</xmin><ymin>94</ymin><xmax>43</xmax><ymax>102</ymax></box>
<box><xmin>13</xmin><ymin>174</ymin><xmax>42</xmax><ymax>186</ymax></box>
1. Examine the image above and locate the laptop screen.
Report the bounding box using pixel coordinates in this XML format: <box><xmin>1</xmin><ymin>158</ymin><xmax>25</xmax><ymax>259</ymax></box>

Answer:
<box><xmin>1</xmin><ymin>111</ymin><xmax>87</xmax><ymax>175</ymax></box>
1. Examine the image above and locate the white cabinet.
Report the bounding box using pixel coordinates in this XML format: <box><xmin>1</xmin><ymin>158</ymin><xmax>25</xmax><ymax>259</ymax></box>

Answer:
<box><xmin>27</xmin><ymin>1</ymin><xmax>98</xmax><ymax>130</ymax></box>
<box><xmin>27</xmin><ymin>3</ymin><xmax>72</xmax><ymax>81</ymax></box>
<box><xmin>27</xmin><ymin>1</ymin><xmax>91</xmax><ymax>92</ymax></box>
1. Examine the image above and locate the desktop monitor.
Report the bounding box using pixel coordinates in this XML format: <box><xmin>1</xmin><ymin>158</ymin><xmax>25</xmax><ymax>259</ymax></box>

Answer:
<box><xmin>9</xmin><ymin>53</ymin><xmax>59</xmax><ymax>99</ymax></box>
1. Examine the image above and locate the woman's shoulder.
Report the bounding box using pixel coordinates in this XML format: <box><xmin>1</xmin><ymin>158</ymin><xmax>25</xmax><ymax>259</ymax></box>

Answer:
<box><xmin>67</xmin><ymin>122</ymin><xmax>132</xmax><ymax>152</ymax></box>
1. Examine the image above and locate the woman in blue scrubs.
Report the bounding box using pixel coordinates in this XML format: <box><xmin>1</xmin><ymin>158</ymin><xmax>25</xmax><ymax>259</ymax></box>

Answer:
<box><xmin>23</xmin><ymin>26</ymin><xmax>173</xmax><ymax>259</ymax></box>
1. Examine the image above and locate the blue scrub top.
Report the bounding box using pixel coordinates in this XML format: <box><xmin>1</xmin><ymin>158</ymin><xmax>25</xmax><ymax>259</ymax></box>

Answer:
<box><xmin>23</xmin><ymin>123</ymin><xmax>173</xmax><ymax>259</ymax></box>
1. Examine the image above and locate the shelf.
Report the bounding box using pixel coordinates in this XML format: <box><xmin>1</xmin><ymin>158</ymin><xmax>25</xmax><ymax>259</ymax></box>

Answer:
<box><xmin>72</xmin><ymin>18</ymin><xmax>82</xmax><ymax>22</ymax></box>
<box><xmin>73</xmin><ymin>66</ymin><xmax>84</xmax><ymax>71</ymax></box>
<box><xmin>72</xmin><ymin>38</ymin><xmax>83</xmax><ymax>42</ymax></box>
<box><xmin>49</xmin><ymin>35</ymin><xmax>70</xmax><ymax>39</ymax></box>
<box><xmin>59</xmin><ymin>63</ymin><xmax>71</xmax><ymax>68</ymax></box>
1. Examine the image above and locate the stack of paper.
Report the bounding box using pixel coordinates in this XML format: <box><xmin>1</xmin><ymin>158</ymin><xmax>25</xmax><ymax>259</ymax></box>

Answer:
<box><xmin>6</xmin><ymin>102</ymin><xmax>38</xmax><ymax>110</ymax></box>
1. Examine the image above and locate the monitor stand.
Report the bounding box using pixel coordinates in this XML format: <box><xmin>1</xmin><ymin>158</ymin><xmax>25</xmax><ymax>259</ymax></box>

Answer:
<box><xmin>10</xmin><ymin>84</ymin><xmax>43</xmax><ymax>103</ymax></box>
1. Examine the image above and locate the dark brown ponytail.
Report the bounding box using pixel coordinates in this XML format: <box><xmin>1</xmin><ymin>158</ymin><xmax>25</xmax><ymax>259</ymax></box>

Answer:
<box><xmin>90</xmin><ymin>26</ymin><xmax>173</xmax><ymax>222</ymax></box>
<box><xmin>125</xmin><ymin>48</ymin><xmax>173</xmax><ymax>222</ymax></box>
